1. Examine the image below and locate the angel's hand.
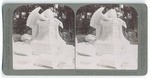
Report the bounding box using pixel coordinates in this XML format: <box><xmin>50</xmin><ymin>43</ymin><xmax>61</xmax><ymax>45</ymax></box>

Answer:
<box><xmin>122</xmin><ymin>21</ymin><xmax>127</xmax><ymax>28</ymax></box>
<box><xmin>59</xmin><ymin>22</ymin><xmax>63</xmax><ymax>28</ymax></box>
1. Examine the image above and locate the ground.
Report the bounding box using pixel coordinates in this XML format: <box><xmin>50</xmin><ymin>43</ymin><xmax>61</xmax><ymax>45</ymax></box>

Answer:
<box><xmin>13</xmin><ymin>41</ymin><xmax>138</xmax><ymax>70</ymax></box>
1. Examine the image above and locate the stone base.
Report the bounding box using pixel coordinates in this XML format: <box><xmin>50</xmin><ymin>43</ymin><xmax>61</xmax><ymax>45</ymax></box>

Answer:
<box><xmin>31</xmin><ymin>40</ymin><xmax>55</xmax><ymax>55</ymax></box>
<box><xmin>34</xmin><ymin>54</ymin><xmax>54</xmax><ymax>68</ymax></box>
<box><xmin>94</xmin><ymin>41</ymin><xmax>114</xmax><ymax>55</ymax></box>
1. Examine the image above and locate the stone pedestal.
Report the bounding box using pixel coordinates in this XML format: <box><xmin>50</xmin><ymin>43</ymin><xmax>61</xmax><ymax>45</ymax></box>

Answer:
<box><xmin>94</xmin><ymin>41</ymin><xmax>114</xmax><ymax>55</ymax></box>
<box><xmin>31</xmin><ymin>40</ymin><xmax>57</xmax><ymax>55</ymax></box>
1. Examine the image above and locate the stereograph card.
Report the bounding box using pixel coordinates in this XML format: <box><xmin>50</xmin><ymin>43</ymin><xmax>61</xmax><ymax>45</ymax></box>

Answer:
<box><xmin>2</xmin><ymin>3</ymin><xmax>147</xmax><ymax>75</ymax></box>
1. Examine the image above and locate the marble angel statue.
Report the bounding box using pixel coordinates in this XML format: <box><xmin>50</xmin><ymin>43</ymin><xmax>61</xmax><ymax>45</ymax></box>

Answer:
<box><xmin>25</xmin><ymin>7</ymin><xmax>74</xmax><ymax>69</ymax></box>
<box><xmin>90</xmin><ymin>7</ymin><xmax>133</xmax><ymax>69</ymax></box>
<box><xmin>26</xmin><ymin>7</ymin><xmax>66</xmax><ymax>55</ymax></box>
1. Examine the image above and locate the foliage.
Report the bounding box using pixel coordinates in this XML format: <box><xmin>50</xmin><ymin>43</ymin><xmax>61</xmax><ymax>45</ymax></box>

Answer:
<box><xmin>76</xmin><ymin>4</ymin><xmax>138</xmax><ymax>43</ymax></box>
<box><xmin>13</xmin><ymin>4</ymin><xmax>75</xmax><ymax>45</ymax></box>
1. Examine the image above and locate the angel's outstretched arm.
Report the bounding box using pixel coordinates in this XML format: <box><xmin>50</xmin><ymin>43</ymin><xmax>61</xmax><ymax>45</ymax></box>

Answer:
<box><xmin>55</xmin><ymin>18</ymin><xmax>63</xmax><ymax>28</ymax></box>
<box><xmin>98</xmin><ymin>8</ymin><xmax>110</xmax><ymax>21</ymax></box>
<box><xmin>118</xmin><ymin>18</ymin><xmax>127</xmax><ymax>28</ymax></box>
<box><xmin>38</xmin><ymin>13</ymin><xmax>49</xmax><ymax>21</ymax></box>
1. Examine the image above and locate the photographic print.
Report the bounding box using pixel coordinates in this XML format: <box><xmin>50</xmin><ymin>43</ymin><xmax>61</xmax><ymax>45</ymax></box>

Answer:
<box><xmin>12</xmin><ymin>4</ymin><xmax>139</xmax><ymax>70</ymax></box>
<box><xmin>76</xmin><ymin>4</ymin><xmax>138</xmax><ymax>70</ymax></box>
<box><xmin>12</xmin><ymin>4</ymin><xmax>75</xmax><ymax>69</ymax></box>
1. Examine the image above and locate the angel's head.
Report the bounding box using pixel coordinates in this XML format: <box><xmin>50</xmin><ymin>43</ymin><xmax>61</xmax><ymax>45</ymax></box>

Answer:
<box><xmin>42</xmin><ymin>8</ymin><xmax>54</xmax><ymax>19</ymax></box>
<box><xmin>105</xmin><ymin>9</ymin><xmax>117</xmax><ymax>18</ymax></box>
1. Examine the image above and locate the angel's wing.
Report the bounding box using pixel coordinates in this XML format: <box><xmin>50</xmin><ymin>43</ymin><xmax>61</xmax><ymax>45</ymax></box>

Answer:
<box><xmin>90</xmin><ymin>7</ymin><xmax>110</xmax><ymax>28</ymax></box>
<box><xmin>26</xmin><ymin>7</ymin><xmax>41</xmax><ymax>28</ymax></box>
<box><xmin>26</xmin><ymin>7</ymin><xmax>41</xmax><ymax>40</ymax></box>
